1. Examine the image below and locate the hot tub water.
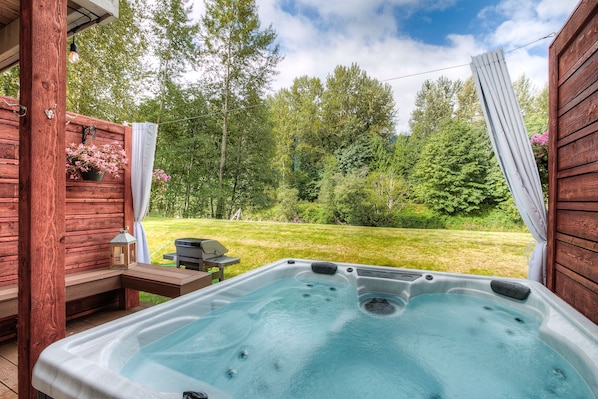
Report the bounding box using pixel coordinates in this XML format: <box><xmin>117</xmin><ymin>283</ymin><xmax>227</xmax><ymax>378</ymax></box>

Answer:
<box><xmin>120</xmin><ymin>277</ymin><xmax>594</xmax><ymax>399</ymax></box>
<box><xmin>32</xmin><ymin>260</ymin><xmax>598</xmax><ymax>399</ymax></box>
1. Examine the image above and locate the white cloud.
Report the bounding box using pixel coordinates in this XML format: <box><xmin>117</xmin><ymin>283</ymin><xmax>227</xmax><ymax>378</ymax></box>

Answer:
<box><xmin>535</xmin><ymin>0</ymin><xmax>578</xmax><ymax>21</ymax></box>
<box><xmin>476</xmin><ymin>0</ymin><xmax>576</xmax><ymax>100</ymax></box>
<box><xmin>190</xmin><ymin>0</ymin><xmax>577</xmax><ymax>133</ymax></box>
<box><xmin>256</xmin><ymin>1</ymin><xmax>483</xmax><ymax>132</ymax></box>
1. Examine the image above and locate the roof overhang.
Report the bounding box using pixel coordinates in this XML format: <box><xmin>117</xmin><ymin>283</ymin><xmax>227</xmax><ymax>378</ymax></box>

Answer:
<box><xmin>0</xmin><ymin>0</ymin><xmax>118</xmax><ymax>73</ymax></box>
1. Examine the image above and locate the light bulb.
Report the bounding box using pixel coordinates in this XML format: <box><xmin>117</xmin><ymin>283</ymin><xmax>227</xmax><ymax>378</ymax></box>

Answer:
<box><xmin>69</xmin><ymin>40</ymin><xmax>79</xmax><ymax>64</ymax></box>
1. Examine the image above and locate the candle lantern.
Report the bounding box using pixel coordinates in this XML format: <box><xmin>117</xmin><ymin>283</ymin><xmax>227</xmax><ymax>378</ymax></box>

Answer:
<box><xmin>110</xmin><ymin>227</ymin><xmax>137</xmax><ymax>269</ymax></box>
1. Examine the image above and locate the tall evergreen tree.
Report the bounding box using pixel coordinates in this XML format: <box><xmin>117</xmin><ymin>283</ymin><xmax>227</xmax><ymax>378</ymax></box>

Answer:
<box><xmin>141</xmin><ymin>82</ymin><xmax>221</xmax><ymax>217</ymax></box>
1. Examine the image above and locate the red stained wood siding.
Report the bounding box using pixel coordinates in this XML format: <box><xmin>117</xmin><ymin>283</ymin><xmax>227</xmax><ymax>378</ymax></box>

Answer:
<box><xmin>0</xmin><ymin>96</ymin><xmax>134</xmax><ymax>284</ymax></box>
<box><xmin>547</xmin><ymin>0</ymin><xmax>598</xmax><ymax>324</ymax></box>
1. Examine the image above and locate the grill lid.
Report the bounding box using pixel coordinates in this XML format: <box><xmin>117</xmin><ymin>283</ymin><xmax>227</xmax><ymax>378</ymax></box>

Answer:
<box><xmin>174</xmin><ymin>238</ymin><xmax>228</xmax><ymax>258</ymax></box>
<box><xmin>174</xmin><ymin>238</ymin><xmax>209</xmax><ymax>248</ymax></box>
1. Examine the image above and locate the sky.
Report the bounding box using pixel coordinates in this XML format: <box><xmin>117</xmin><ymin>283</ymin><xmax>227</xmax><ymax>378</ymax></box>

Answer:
<box><xmin>191</xmin><ymin>0</ymin><xmax>578</xmax><ymax>133</ymax></box>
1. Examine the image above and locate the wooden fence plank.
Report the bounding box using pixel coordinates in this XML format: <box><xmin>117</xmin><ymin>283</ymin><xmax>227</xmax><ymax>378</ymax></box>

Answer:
<box><xmin>555</xmin><ymin>239</ymin><xmax>598</xmax><ymax>284</ymax></box>
<box><xmin>554</xmin><ymin>267</ymin><xmax>598</xmax><ymax>324</ymax></box>
<box><xmin>557</xmin><ymin>89</ymin><xmax>598</xmax><ymax>140</ymax></box>
<box><xmin>557</xmin><ymin>173</ymin><xmax>598</xmax><ymax>202</ymax></box>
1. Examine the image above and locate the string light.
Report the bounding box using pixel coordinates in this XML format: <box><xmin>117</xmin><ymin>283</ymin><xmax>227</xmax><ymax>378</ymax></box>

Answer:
<box><xmin>69</xmin><ymin>34</ymin><xmax>80</xmax><ymax>64</ymax></box>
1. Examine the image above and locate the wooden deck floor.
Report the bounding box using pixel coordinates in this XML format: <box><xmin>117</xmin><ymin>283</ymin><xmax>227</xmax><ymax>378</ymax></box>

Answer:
<box><xmin>0</xmin><ymin>303</ymin><xmax>153</xmax><ymax>398</ymax></box>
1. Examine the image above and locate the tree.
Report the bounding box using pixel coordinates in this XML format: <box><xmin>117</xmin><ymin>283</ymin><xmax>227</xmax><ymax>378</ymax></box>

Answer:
<box><xmin>320</xmin><ymin>64</ymin><xmax>396</xmax><ymax>158</ymax></box>
<box><xmin>140</xmin><ymin>83</ymin><xmax>221</xmax><ymax>217</ymax></box>
<box><xmin>200</xmin><ymin>0</ymin><xmax>281</xmax><ymax>218</ymax></box>
<box><xmin>391</xmin><ymin>134</ymin><xmax>420</xmax><ymax>181</ymax></box>
<box><xmin>366</xmin><ymin>170</ymin><xmax>408</xmax><ymax>225</ymax></box>
<box><xmin>525</xmin><ymin>84</ymin><xmax>549</xmax><ymax>134</ymax></box>
<box><xmin>413</xmin><ymin>120</ymin><xmax>491</xmax><ymax>214</ymax></box>
<box><xmin>150</xmin><ymin>0</ymin><xmax>200</xmax><ymax>124</ymax></box>
<box><xmin>321</xmin><ymin>168</ymin><xmax>407</xmax><ymax>226</ymax></box>
<box><xmin>513</xmin><ymin>74</ymin><xmax>536</xmax><ymax>119</ymax></box>
<box><xmin>331</xmin><ymin>169</ymin><xmax>375</xmax><ymax>226</ymax></box>
<box><xmin>0</xmin><ymin>66</ymin><xmax>19</xmax><ymax>98</ymax></box>
<box><xmin>455</xmin><ymin>77</ymin><xmax>484</xmax><ymax>126</ymax></box>
<box><xmin>402</xmin><ymin>76</ymin><xmax>463</xmax><ymax>177</ymax></box>
<box><xmin>409</xmin><ymin>76</ymin><xmax>463</xmax><ymax>140</ymax></box>
<box><xmin>512</xmin><ymin>75</ymin><xmax>548</xmax><ymax>134</ymax></box>
<box><xmin>269</xmin><ymin>76</ymin><xmax>325</xmax><ymax>200</ymax></box>
<box><xmin>224</xmin><ymin>89</ymin><xmax>277</xmax><ymax>217</ymax></box>
<box><xmin>66</xmin><ymin>0</ymin><xmax>148</xmax><ymax>123</ymax></box>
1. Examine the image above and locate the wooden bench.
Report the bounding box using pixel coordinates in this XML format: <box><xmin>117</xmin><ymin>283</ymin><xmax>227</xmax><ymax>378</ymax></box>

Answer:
<box><xmin>122</xmin><ymin>263</ymin><xmax>212</xmax><ymax>297</ymax></box>
<box><xmin>0</xmin><ymin>263</ymin><xmax>212</xmax><ymax>341</ymax></box>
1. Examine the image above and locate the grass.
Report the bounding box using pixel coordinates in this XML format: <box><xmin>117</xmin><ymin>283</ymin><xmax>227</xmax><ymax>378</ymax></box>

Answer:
<box><xmin>143</xmin><ymin>217</ymin><xmax>533</xmax><ymax>282</ymax></box>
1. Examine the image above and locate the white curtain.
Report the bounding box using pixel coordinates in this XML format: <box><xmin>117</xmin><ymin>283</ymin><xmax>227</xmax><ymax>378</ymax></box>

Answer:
<box><xmin>470</xmin><ymin>49</ymin><xmax>548</xmax><ymax>283</ymax></box>
<box><xmin>131</xmin><ymin>122</ymin><xmax>158</xmax><ymax>264</ymax></box>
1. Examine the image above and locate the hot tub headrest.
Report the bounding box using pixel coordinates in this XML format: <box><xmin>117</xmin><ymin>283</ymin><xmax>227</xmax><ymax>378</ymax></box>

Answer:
<box><xmin>311</xmin><ymin>261</ymin><xmax>338</xmax><ymax>275</ymax></box>
<box><xmin>183</xmin><ymin>391</ymin><xmax>208</xmax><ymax>399</ymax></box>
<box><xmin>490</xmin><ymin>279</ymin><xmax>531</xmax><ymax>301</ymax></box>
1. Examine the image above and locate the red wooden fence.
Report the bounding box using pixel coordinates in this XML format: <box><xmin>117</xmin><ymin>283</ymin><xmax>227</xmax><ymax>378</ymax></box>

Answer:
<box><xmin>0</xmin><ymin>95</ymin><xmax>134</xmax><ymax>286</ymax></box>
<box><xmin>547</xmin><ymin>0</ymin><xmax>598</xmax><ymax>324</ymax></box>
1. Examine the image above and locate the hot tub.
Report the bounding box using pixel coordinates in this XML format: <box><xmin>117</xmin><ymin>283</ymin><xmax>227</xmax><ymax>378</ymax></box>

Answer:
<box><xmin>33</xmin><ymin>259</ymin><xmax>598</xmax><ymax>399</ymax></box>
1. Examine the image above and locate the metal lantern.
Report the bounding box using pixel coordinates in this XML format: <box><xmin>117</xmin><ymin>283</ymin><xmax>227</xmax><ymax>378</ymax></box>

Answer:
<box><xmin>110</xmin><ymin>227</ymin><xmax>137</xmax><ymax>269</ymax></box>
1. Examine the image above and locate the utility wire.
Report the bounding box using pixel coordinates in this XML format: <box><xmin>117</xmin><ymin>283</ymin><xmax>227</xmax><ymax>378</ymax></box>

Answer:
<box><xmin>382</xmin><ymin>32</ymin><xmax>556</xmax><ymax>82</ymax></box>
<box><xmin>158</xmin><ymin>103</ymin><xmax>265</xmax><ymax>126</ymax></box>
<box><xmin>158</xmin><ymin>32</ymin><xmax>556</xmax><ymax>126</ymax></box>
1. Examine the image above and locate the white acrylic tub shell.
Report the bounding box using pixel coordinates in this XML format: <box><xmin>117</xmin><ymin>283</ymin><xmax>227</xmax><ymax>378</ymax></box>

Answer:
<box><xmin>32</xmin><ymin>259</ymin><xmax>598</xmax><ymax>399</ymax></box>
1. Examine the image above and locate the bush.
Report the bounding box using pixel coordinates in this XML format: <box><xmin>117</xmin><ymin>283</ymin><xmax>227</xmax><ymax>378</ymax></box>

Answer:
<box><xmin>234</xmin><ymin>198</ymin><xmax>525</xmax><ymax>233</ymax></box>
<box><xmin>276</xmin><ymin>186</ymin><xmax>300</xmax><ymax>221</ymax></box>
<box><xmin>413</xmin><ymin>120</ymin><xmax>492</xmax><ymax>214</ymax></box>
<box><xmin>296</xmin><ymin>202</ymin><xmax>334</xmax><ymax>224</ymax></box>
<box><xmin>393</xmin><ymin>204</ymin><xmax>447</xmax><ymax>229</ymax></box>
<box><xmin>443</xmin><ymin>206</ymin><xmax>525</xmax><ymax>231</ymax></box>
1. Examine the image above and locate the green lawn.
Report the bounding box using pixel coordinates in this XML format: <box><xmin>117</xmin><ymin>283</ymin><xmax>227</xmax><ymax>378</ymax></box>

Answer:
<box><xmin>143</xmin><ymin>217</ymin><xmax>533</xmax><ymax>280</ymax></box>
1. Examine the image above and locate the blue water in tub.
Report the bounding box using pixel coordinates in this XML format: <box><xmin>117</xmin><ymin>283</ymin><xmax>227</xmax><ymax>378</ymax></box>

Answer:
<box><xmin>120</xmin><ymin>277</ymin><xmax>595</xmax><ymax>399</ymax></box>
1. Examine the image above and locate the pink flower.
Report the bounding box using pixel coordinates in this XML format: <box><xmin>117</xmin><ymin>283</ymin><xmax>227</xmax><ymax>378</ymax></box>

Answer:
<box><xmin>530</xmin><ymin>131</ymin><xmax>549</xmax><ymax>146</ymax></box>
<box><xmin>66</xmin><ymin>142</ymin><xmax>128</xmax><ymax>180</ymax></box>
<box><xmin>152</xmin><ymin>169</ymin><xmax>171</xmax><ymax>186</ymax></box>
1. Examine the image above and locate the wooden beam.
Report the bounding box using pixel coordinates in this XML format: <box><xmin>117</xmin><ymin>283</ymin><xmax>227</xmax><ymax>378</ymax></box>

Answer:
<box><xmin>18</xmin><ymin>0</ymin><xmax>67</xmax><ymax>398</ymax></box>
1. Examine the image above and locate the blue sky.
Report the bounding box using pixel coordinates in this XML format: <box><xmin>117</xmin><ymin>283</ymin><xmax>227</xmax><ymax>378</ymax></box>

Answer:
<box><xmin>192</xmin><ymin>0</ymin><xmax>578</xmax><ymax>133</ymax></box>
<box><xmin>397</xmin><ymin>1</ymin><xmax>500</xmax><ymax>46</ymax></box>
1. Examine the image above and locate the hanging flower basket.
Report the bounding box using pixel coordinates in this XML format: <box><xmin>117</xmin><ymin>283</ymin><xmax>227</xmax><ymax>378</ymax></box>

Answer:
<box><xmin>79</xmin><ymin>168</ymin><xmax>106</xmax><ymax>181</ymax></box>
<box><xmin>66</xmin><ymin>142</ymin><xmax>128</xmax><ymax>181</ymax></box>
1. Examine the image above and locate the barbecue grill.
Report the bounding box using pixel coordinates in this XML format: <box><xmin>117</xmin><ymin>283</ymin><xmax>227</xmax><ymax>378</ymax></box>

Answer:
<box><xmin>163</xmin><ymin>238</ymin><xmax>240</xmax><ymax>281</ymax></box>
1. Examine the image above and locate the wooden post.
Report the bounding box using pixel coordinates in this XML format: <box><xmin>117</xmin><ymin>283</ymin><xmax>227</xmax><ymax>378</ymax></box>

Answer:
<box><xmin>546</xmin><ymin>37</ymin><xmax>557</xmax><ymax>292</ymax></box>
<box><xmin>18</xmin><ymin>1</ymin><xmax>67</xmax><ymax>398</ymax></box>
<box><xmin>122</xmin><ymin>125</ymin><xmax>140</xmax><ymax>309</ymax></box>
